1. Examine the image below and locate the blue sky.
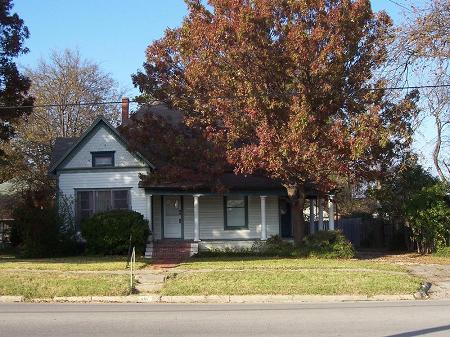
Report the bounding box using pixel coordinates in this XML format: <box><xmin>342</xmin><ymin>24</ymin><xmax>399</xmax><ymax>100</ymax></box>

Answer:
<box><xmin>14</xmin><ymin>0</ymin><xmax>409</xmax><ymax>95</ymax></box>
<box><xmin>14</xmin><ymin>0</ymin><xmax>434</xmax><ymax>171</ymax></box>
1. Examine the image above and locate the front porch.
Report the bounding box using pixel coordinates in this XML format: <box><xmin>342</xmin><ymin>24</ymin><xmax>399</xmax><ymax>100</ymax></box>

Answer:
<box><xmin>142</xmin><ymin>191</ymin><xmax>338</xmax><ymax>260</ymax></box>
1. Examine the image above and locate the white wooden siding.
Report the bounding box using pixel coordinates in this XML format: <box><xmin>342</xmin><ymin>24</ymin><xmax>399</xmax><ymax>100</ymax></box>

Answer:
<box><xmin>62</xmin><ymin>125</ymin><xmax>146</xmax><ymax>169</ymax></box>
<box><xmin>58</xmin><ymin>169</ymin><xmax>149</xmax><ymax>220</ymax></box>
<box><xmin>152</xmin><ymin>196</ymin><xmax>162</xmax><ymax>240</ymax></box>
<box><xmin>152</xmin><ymin>195</ymin><xmax>279</xmax><ymax>240</ymax></box>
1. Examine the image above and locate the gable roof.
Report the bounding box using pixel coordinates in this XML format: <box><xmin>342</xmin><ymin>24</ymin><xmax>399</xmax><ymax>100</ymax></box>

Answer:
<box><xmin>49</xmin><ymin>137</ymin><xmax>79</xmax><ymax>171</ymax></box>
<box><xmin>49</xmin><ymin>116</ymin><xmax>154</xmax><ymax>174</ymax></box>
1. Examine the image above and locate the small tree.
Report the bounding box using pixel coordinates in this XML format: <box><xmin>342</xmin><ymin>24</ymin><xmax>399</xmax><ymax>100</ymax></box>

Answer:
<box><xmin>372</xmin><ymin>160</ymin><xmax>437</xmax><ymax>231</ymax></box>
<box><xmin>1</xmin><ymin>49</ymin><xmax>122</xmax><ymax>190</ymax></box>
<box><xmin>405</xmin><ymin>182</ymin><xmax>450</xmax><ymax>254</ymax></box>
<box><xmin>390</xmin><ymin>0</ymin><xmax>450</xmax><ymax>182</ymax></box>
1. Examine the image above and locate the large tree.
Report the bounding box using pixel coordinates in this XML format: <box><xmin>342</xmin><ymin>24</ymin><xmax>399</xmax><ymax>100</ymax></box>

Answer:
<box><xmin>0</xmin><ymin>0</ymin><xmax>33</xmax><ymax>164</ymax></box>
<box><xmin>1</xmin><ymin>49</ymin><xmax>122</xmax><ymax>190</ymax></box>
<box><xmin>24</xmin><ymin>49</ymin><xmax>121</xmax><ymax>141</ymax></box>
<box><xmin>134</xmin><ymin>0</ymin><xmax>417</xmax><ymax>242</ymax></box>
<box><xmin>390</xmin><ymin>0</ymin><xmax>450</xmax><ymax>182</ymax></box>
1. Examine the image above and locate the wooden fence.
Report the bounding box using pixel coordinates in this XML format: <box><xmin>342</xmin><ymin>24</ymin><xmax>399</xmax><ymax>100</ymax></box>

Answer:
<box><xmin>336</xmin><ymin>217</ymin><xmax>385</xmax><ymax>248</ymax></box>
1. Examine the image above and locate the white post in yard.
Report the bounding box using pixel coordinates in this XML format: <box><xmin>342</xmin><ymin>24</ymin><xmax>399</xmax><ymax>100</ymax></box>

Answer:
<box><xmin>328</xmin><ymin>197</ymin><xmax>335</xmax><ymax>231</ymax></box>
<box><xmin>193</xmin><ymin>194</ymin><xmax>200</xmax><ymax>242</ymax></box>
<box><xmin>309</xmin><ymin>199</ymin><xmax>315</xmax><ymax>234</ymax></box>
<box><xmin>318</xmin><ymin>198</ymin><xmax>324</xmax><ymax>231</ymax></box>
<box><xmin>260</xmin><ymin>196</ymin><xmax>267</xmax><ymax>240</ymax></box>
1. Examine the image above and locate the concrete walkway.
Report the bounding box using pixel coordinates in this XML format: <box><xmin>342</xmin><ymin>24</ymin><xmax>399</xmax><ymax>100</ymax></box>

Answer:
<box><xmin>134</xmin><ymin>270</ymin><xmax>167</xmax><ymax>294</ymax></box>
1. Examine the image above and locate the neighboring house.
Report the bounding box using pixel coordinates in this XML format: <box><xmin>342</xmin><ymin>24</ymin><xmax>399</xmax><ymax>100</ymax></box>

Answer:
<box><xmin>0</xmin><ymin>181</ymin><xmax>16</xmax><ymax>245</ymax></box>
<box><xmin>49</xmin><ymin>99</ymin><xmax>336</xmax><ymax>259</ymax></box>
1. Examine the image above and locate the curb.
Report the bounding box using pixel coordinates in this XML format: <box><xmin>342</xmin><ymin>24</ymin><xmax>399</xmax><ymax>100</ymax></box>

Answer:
<box><xmin>0</xmin><ymin>296</ymin><xmax>24</xmax><ymax>303</ymax></box>
<box><xmin>1</xmin><ymin>294</ymin><xmax>416</xmax><ymax>304</ymax></box>
<box><xmin>159</xmin><ymin>294</ymin><xmax>416</xmax><ymax>303</ymax></box>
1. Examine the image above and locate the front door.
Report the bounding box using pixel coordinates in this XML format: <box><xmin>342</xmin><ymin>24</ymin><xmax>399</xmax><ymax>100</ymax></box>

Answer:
<box><xmin>163</xmin><ymin>196</ymin><xmax>182</xmax><ymax>239</ymax></box>
<box><xmin>280</xmin><ymin>198</ymin><xmax>292</xmax><ymax>238</ymax></box>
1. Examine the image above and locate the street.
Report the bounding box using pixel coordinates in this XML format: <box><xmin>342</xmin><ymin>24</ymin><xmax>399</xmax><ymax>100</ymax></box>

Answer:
<box><xmin>1</xmin><ymin>301</ymin><xmax>450</xmax><ymax>337</ymax></box>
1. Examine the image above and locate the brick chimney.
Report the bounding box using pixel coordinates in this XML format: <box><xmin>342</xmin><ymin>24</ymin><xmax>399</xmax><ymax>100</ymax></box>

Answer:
<box><xmin>121</xmin><ymin>97</ymin><xmax>129</xmax><ymax>123</ymax></box>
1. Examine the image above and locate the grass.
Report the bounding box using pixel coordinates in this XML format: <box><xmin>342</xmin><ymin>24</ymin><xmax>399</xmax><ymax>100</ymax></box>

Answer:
<box><xmin>161</xmin><ymin>256</ymin><xmax>421</xmax><ymax>296</ymax></box>
<box><xmin>434</xmin><ymin>247</ymin><xmax>450</xmax><ymax>258</ymax></box>
<box><xmin>161</xmin><ymin>270</ymin><xmax>421</xmax><ymax>296</ymax></box>
<box><xmin>0</xmin><ymin>271</ymin><xmax>130</xmax><ymax>299</ymax></box>
<box><xmin>0</xmin><ymin>255</ymin><xmax>147</xmax><ymax>271</ymax></box>
<box><xmin>177</xmin><ymin>256</ymin><xmax>407</xmax><ymax>272</ymax></box>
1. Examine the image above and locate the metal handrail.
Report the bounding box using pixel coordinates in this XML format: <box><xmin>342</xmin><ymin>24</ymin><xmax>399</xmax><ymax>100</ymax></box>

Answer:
<box><xmin>129</xmin><ymin>246</ymin><xmax>136</xmax><ymax>292</ymax></box>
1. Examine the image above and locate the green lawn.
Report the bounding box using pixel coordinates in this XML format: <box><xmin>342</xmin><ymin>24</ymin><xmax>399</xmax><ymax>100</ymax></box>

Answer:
<box><xmin>177</xmin><ymin>257</ymin><xmax>407</xmax><ymax>272</ymax></box>
<box><xmin>161</xmin><ymin>257</ymin><xmax>421</xmax><ymax>296</ymax></box>
<box><xmin>0</xmin><ymin>271</ymin><xmax>130</xmax><ymax>299</ymax></box>
<box><xmin>0</xmin><ymin>256</ymin><xmax>147</xmax><ymax>271</ymax></box>
<box><xmin>162</xmin><ymin>270</ymin><xmax>421</xmax><ymax>296</ymax></box>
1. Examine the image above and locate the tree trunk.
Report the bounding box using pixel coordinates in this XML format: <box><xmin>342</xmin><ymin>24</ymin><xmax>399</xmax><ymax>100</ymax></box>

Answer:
<box><xmin>288</xmin><ymin>185</ymin><xmax>307</xmax><ymax>244</ymax></box>
<box><xmin>433</xmin><ymin>115</ymin><xmax>448</xmax><ymax>183</ymax></box>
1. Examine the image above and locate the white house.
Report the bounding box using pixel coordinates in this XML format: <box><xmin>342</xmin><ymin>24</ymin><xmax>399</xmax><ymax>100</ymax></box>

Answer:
<box><xmin>49</xmin><ymin>99</ymin><xmax>336</xmax><ymax>259</ymax></box>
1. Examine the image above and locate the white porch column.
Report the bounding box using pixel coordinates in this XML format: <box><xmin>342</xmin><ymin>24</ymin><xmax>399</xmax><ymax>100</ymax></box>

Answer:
<box><xmin>309</xmin><ymin>199</ymin><xmax>315</xmax><ymax>234</ymax></box>
<box><xmin>260</xmin><ymin>196</ymin><xmax>267</xmax><ymax>240</ymax></box>
<box><xmin>318</xmin><ymin>198</ymin><xmax>324</xmax><ymax>231</ymax></box>
<box><xmin>146</xmin><ymin>194</ymin><xmax>152</xmax><ymax>229</ymax></box>
<box><xmin>193</xmin><ymin>194</ymin><xmax>200</xmax><ymax>242</ymax></box>
<box><xmin>328</xmin><ymin>197</ymin><xmax>335</xmax><ymax>231</ymax></box>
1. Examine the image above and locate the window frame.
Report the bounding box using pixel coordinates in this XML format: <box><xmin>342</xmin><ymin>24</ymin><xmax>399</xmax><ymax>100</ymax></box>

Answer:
<box><xmin>91</xmin><ymin>151</ymin><xmax>115</xmax><ymax>168</ymax></box>
<box><xmin>223</xmin><ymin>195</ymin><xmax>249</xmax><ymax>230</ymax></box>
<box><xmin>75</xmin><ymin>188</ymin><xmax>131</xmax><ymax>224</ymax></box>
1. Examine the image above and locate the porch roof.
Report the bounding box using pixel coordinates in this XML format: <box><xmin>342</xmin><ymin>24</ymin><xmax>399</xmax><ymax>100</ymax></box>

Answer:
<box><xmin>140</xmin><ymin>173</ymin><xmax>287</xmax><ymax>196</ymax></box>
<box><xmin>140</xmin><ymin>173</ymin><xmax>323</xmax><ymax>197</ymax></box>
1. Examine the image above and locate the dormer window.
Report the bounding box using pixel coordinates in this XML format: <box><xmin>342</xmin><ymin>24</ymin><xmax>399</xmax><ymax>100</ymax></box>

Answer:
<box><xmin>92</xmin><ymin>151</ymin><xmax>115</xmax><ymax>167</ymax></box>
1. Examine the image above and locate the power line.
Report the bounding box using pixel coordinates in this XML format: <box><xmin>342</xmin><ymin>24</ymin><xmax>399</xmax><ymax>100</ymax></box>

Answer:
<box><xmin>386</xmin><ymin>0</ymin><xmax>412</xmax><ymax>12</ymax></box>
<box><xmin>0</xmin><ymin>84</ymin><xmax>449</xmax><ymax>110</ymax></box>
<box><xmin>0</xmin><ymin>100</ymin><xmax>140</xmax><ymax>110</ymax></box>
<box><xmin>369</xmin><ymin>84</ymin><xmax>450</xmax><ymax>91</ymax></box>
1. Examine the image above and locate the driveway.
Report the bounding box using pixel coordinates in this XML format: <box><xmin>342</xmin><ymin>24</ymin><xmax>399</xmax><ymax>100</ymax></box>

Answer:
<box><xmin>407</xmin><ymin>264</ymin><xmax>450</xmax><ymax>298</ymax></box>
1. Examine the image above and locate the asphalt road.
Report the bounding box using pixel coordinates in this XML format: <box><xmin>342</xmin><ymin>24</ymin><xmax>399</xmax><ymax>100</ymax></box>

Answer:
<box><xmin>1</xmin><ymin>301</ymin><xmax>450</xmax><ymax>337</ymax></box>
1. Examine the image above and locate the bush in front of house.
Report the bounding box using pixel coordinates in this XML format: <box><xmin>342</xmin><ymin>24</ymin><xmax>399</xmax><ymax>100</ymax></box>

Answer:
<box><xmin>195</xmin><ymin>246</ymin><xmax>254</xmax><ymax>258</ymax></box>
<box><xmin>299</xmin><ymin>230</ymin><xmax>355</xmax><ymax>259</ymax></box>
<box><xmin>195</xmin><ymin>232</ymin><xmax>354</xmax><ymax>259</ymax></box>
<box><xmin>12</xmin><ymin>203</ymin><xmax>78</xmax><ymax>258</ymax></box>
<box><xmin>81</xmin><ymin>210</ymin><xmax>149</xmax><ymax>255</ymax></box>
<box><xmin>254</xmin><ymin>235</ymin><xmax>296</xmax><ymax>257</ymax></box>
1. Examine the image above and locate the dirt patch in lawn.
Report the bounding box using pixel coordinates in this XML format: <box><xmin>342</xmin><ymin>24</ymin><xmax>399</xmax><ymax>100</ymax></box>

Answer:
<box><xmin>357</xmin><ymin>252</ymin><xmax>450</xmax><ymax>299</ymax></box>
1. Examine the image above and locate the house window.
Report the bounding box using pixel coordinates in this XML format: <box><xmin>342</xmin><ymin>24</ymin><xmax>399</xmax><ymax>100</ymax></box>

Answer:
<box><xmin>92</xmin><ymin>151</ymin><xmax>114</xmax><ymax>167</ymax></box>
<box><xmin>76</xmin><ymin>189</ymin><xmax>130</xmax><ymax>223</ymax></box>
<box><xmin>224</xmin><ymin>196</ymin><xmax>248</xmax><ymax>229</ymax></box>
